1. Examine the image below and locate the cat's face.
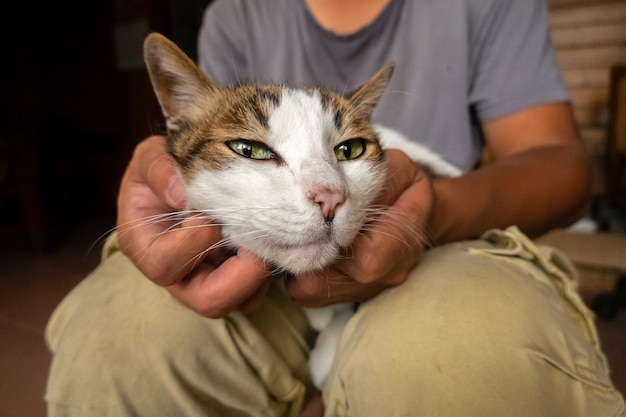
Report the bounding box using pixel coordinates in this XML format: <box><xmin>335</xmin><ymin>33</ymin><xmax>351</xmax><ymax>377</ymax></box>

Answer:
<box><xmin>144</xmin><ymin>33</ymin><xmax>392</xmax><ymax>274</ymax></box>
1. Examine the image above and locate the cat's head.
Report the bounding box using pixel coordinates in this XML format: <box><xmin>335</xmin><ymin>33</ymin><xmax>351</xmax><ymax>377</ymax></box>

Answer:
<box><xmin>144</xmin><ymin>33</ymin><xmax>393</xmax><ymax>274</ymax></box>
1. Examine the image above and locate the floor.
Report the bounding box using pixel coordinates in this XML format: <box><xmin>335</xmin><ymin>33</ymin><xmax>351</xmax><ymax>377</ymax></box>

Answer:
<box><xmin>0</xmin><ymin>216</ymin><xmax>110</xmax><ymax>417</ymax></box>
<box><xmin>1</xmin><ymin>216</ymin><xmax>625</xmax><ymax>417</ymax></box>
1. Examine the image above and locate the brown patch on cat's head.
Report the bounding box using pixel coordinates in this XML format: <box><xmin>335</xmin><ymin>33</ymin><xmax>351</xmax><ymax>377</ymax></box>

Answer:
<box><xmin>166</xmin><ymin>84</ymin><xmax>285</xmax><ymax>179</ymax></box>
<box><xmin>143</xmin><ymin>33</ymin><xmax>286</xmax><ymax>179</ymax></box>
<box><xmin>306</xmin><ymin>63</ymin><xmax>395</xmax><ymax>164</ymax></box>
<box><xmin>313</xmin><ymin>87</ymin><xmax>385</xmax><ymax>163</ymax></box>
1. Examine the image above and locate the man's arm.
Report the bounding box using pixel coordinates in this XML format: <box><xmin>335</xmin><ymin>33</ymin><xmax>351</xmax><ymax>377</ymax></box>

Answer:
<box><xmin>431</xmin><ymin>102</ymin><xmax>591</xmax><ymax>243</ymax></box>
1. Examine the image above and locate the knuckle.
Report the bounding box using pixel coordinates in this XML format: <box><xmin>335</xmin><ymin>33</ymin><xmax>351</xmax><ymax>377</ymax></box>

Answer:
<box><xmin>387</xmin><ymin>271</ymin><xmax>409</xmax><ymax>287</ymax></box>
<box><xmin>198</xmin><ymin>296</ymin><xmax>236</xmax><ymax>318</ymax></box>
<box><xmin>197</xmin><ymin>305</ymin><xmax>230</xmax><ymax>319</ymax></box>
<box><xmin>351</xmin><ymin>256</ymin><xmax>386</xmax><ymax>284</ymax></box>
<box><xmin>177</xmin><ymin>288</ymin><xmax>233</xmax><ymax>319</ymax></box>
<box><xmin>140</xmin><ymin>256</ymin><xmax>183</xmax><ymax>286</ymax></box>
<box><xmin>154</xmin><ymin>273</ymin><xmax>177</xmax><ymax>287</ymax></box>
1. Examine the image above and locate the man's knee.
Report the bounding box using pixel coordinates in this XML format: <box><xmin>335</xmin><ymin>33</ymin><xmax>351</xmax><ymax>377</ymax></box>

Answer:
<box><xmin>323</xmin><ymin>234</ymin><xmax>624</xmax><ymax>416</ymax></box>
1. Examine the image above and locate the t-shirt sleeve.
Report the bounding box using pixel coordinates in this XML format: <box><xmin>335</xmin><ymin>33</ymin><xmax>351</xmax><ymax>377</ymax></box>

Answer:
<box><xmin>468</xmin><ymin>0</ymin><xmax>570</xmax><ymax>121</ymax></box>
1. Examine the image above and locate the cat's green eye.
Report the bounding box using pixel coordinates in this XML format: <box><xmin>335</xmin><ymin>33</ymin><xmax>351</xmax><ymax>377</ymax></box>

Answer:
<box><xmin>334</xmin><ymin>139</ymin><xmax>366</xmax><ymax>161</ymax></box>
<box><xmin>227</xmin><ymin>139</ymin><xmax>276</xmax><ymax>160</ymax></box>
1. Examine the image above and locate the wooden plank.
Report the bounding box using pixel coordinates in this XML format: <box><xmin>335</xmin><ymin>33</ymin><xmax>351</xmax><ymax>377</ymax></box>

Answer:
<box><xmin>573</xmin><ymin>106</ymin><xmax>600</xmax><ymax>128</ymax></box>
<box><xmin>550</xmin><ymin>1</ymin><xmax>626</xmax><ymax>28</ymax></box>
<box><xmin>549</xmin><ymin>0</ymin><xmax>614</xmax><ymax>9</ymax></box>
<box><xmin>581</xmin><ymin>127</ymin><xmax>607</xmax><ymax>195</ymax></box>
<box><xmin>556</xmin><ymin>45</ymin><xmax>626</xmax><ymax>70</ymax></box>
<box><xmin>569</xmin><ymin>88</ymin><xmax>608</xmax><ymax>131</ymax></box>
<box><xmin>548</xmin><ymin>0</ymin><xmax>626</xmax><ymax>200</ymax></box>
<box><xmin>536</xmin><ymin>230</ymin><xmax>626</xmax><ymax>272</ymax></box>
<box><xmin>572</xmin><ymin>103</ymin><xmax>609</xmax><ymax>130</ymax></box>
<box><xmin>581</xmin><ymin>127</ymin><xmax>608</xmax><ymax>155</ymax></box>
<box><xmin>561</xmin><ymin>68</ymin><xmax>610</xmax><ymax>90</ymax></box>
<box><xmin>570</xmin><ymin>87</ymin><xmax>610</xmax><ymax>107</ymax></box>
<box><xmin>552</xmin><ymin>23</ymin><xmax>626</xmax><ymax>49</ymax></box>
<box><xmin>581</xmin><ymin>126</ymin><xmax>607</xmax><ymax>146</ymax></box>
<box><xmin>572</xmin><ymin>267</ymin><xmax>620</xmax><ymax>298</ymax></box>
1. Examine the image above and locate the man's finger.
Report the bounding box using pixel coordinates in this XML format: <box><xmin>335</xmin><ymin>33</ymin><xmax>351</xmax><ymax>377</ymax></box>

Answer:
<box><xmin>119</xmin><ymin>215</ymin><xmax>222</xmax><ymax>286</ymax></box>
<box><xmin>167</xmin><ymin>248</ymin><xmax>270</xmax><ymax>318</ymax></box>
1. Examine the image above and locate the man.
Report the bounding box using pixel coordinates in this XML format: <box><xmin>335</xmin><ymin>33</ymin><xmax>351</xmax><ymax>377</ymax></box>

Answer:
<box><xmin>46</xmin><ymin>0</ymin><xmax>625</xmax><ymax>416</ymax></box>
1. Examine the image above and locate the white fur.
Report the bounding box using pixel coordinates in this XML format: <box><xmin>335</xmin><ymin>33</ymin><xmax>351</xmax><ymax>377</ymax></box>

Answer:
<box><xmin>304</xmin><ymin>303</ymin><xmax>354</xmax><ymax>388</ymax></box>
<box><xmin>185</xmin><ymin>90</ymin><xmax>386</xmax><ymax>274</ymax></box>
<box><xmin>376</xmin><ymin>125</ymin><xmax>462</xmax><ymax>178</ymax></box>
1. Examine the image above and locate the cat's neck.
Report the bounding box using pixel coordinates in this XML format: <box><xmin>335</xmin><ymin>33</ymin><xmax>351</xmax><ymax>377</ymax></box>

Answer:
<box><xmin>304</xmin><ymin>0</ymin><xmax>392</xmax><ymax>35</ymax></box>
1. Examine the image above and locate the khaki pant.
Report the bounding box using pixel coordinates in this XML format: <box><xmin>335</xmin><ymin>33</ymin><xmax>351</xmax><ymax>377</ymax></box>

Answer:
<box><xmin>46</xmin><ymin>227</ymin><xmax>625</xmax><ymax>416</ymax></box>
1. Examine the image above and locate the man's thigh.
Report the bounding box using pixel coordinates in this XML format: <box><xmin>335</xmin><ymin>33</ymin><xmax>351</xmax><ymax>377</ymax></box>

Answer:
<box><xmin>46</xmin><ymin>237</ymin><xmax>313</xmax><ymax>417</ymax></box>
<box><xmin>324</xmin><ymin>227</ymin><xmax>625</xmax><ymax>417</ymax></box>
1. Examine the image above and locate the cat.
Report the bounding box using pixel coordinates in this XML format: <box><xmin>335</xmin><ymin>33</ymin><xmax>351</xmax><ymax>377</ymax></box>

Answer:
<box><xmin>143</xmin><ymin>33</ymin><xmax>461</xmax><ymax>389</ymax></box>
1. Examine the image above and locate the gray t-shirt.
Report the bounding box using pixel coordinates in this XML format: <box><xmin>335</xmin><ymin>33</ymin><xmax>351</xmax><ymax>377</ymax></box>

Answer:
<box><xmin>198</xmin><ymin>0</ymin><xmax>569</xmax><ymax>172</ymax></box>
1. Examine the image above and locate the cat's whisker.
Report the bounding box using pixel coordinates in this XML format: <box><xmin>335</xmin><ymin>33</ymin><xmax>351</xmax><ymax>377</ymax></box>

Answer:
<box><xmin>112</xmin><ymin>206</ymin><xmax>288</xmax><ymax>269</ymax></box>
<box><xmin>87</xmin><ymin>226</ymin><xmax>120</xmax><ymax>255</ymax></box>
<box><xmin>176</xmin><ymin>229</ymin><xmax>273</xmax><ymax>273</ymax></box>
<box><xmin>116</xmin><ymin>211</ymin><xmax>188</xmax><ymax>234</ymax></box>
<box><xmin>111</xmin><ymin>212</ymin><xmax>243</xmax><ymax>268</ymax></box>
<box><xmin>383</xmin><ymin>88</ymin><xmax>421</xmax><ymax>105</ymax></box>
<box><xmin>118</xmin><ymin>209</ymin><xmax>234</xmax><ymax>237</ymax></box>
<box><xmin>339</xmin><ymin>70</ymin><xmax>359</xmax><ymax>96</ymax></box>
<box><xmin>89</xmin><ymin>212</ymin><xmax>185</xmax><ymax>260</ymax></box>
<box><xmin>356</xmin><ymin>225</ymin><xmax>412</xmax><ymax>249</ymax></box>
<box><xmin>357</xmin><ymin>205</ymin><xmax>432</xmax><ymax>249</ymax></box>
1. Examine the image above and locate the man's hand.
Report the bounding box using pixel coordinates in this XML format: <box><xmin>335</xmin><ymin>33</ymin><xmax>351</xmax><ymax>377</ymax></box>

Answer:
<box><xmin>285</xmin><ymin>150</ymin><xmax>435</xmax><ymax>307</ymax></box>
<box><xmin>116</xmin><ymin>136</ymin><xmax>270</xmax><ymax>317</ymax></box>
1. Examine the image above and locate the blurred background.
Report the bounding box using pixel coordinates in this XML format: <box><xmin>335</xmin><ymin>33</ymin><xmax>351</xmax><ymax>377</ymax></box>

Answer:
<box><xmin>0</xmin><ymin>0</ymin><xmax>213</xmax><ymax>251</ymax></box>
<box><xmin>0</xmin><ymin>0</ymin><xmax>625</xmax><ymax>416</ymax></box>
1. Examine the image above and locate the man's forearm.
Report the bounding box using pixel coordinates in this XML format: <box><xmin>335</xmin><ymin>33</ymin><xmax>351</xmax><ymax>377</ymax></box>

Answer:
<box><xmin>430</xmin><ymin>143</ymin><xmax>591</xmax><ymax>244</ymax></box>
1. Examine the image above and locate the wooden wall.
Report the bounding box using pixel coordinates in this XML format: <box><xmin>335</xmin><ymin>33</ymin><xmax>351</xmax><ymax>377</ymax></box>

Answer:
<box><xmin>548</xmin><ymin>0</ymin><xmax>626</xmax><ymax>193</ymax></box>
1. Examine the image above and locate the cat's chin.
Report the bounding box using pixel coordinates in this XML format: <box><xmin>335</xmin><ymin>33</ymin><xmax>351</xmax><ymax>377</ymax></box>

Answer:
<box><xmin>265</xmin><ymin>242</ymin><xmax>341</xmax><ymax>275</ymax></box>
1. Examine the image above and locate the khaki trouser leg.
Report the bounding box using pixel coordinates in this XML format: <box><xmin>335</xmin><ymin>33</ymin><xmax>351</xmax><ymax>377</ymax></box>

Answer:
<box><xmin>45</xmin><ymin>235</ymin><xmax>314</xmax><ymax>417</ymax></box>
<box><xmin>323</xmin><ymin>227</ymin><xmax>625</xmax><ymax>417</ymax></box>
<box><xmin>46</xmin><ymin>228</ymin><xmax>625</xmax><ymax>416</ymax></box>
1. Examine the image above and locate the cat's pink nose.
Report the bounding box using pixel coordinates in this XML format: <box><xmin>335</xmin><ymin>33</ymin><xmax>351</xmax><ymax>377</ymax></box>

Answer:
<box><xmin>311</xmin><ymin>189</ymin><xmax>345</xmax><ymax>221</ymax></box>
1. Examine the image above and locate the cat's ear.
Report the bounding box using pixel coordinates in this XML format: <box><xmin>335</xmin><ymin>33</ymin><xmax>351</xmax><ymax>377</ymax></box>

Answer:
<box><xmin>143</xmin><ymin>33</ymin><xmax>218</xmax><ymax>129</ymax></box>
<box><xmin>347</xmin><ymin>62</ymin><xmax>395</xmax><ymax>119</ymax></box>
